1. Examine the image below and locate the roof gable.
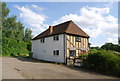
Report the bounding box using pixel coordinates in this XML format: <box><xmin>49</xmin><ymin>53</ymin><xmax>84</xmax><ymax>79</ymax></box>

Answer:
<box><xmin>65</xmin><ymin>21</ymin><xmax>90</xmax><ymax>37</ymax></box>
<box><xmin>32</xmin><ymin>20</ymin><xmax>90</xmax><ymax>40</ymax></box>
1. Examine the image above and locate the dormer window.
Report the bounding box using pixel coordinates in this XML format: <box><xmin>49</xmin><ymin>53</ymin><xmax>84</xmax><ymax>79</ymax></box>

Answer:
<box><xmin>40</xmin><ymin>38</ymin><xmax>45</xmax><ymax>43</ymax></box>
<box><xmin>76</xmin><ymin>36</ymin><xmax>81</xmax><ymax>42</ymax></box>
<box><xmin>53</xmin><ymin>35</ymin><xmax>59</xmax><ymax>41</ymax></box>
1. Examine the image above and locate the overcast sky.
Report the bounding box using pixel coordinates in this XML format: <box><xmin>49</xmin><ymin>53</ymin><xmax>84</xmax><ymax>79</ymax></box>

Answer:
<box><xmin>6</xmin><ymin>2</ymin><xmax>118</xmax><ymax>47</ymax></box>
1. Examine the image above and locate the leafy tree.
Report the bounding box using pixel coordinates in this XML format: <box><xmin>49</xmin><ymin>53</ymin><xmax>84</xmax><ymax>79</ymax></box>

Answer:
<box><xmin>100</xmin><ymin>43</ymin><xmax>120</xmax><ymax>52</ymax></box>
<box><xmin>2</xmin><ymin>2</ymin><xmax>9</xmax><ymax>18</ymax></box>
<box><xmin>23</xmin><ymin>28</ymin><xmax>33</xmax><ymax>52</ymax></box>
<box><xmin>24</xmin><ymin>28</ymin><xmax>32</xmax><ymax>42</ymax></box>
<box><xmin>90</xmin><ymin>46</ymin><xmax>99</xmax><ymax>50</ymax></box>
<box><xmin>2</xmin><ymin>2</ymin><xmax>32</xmax><ymax>56</ymax></box>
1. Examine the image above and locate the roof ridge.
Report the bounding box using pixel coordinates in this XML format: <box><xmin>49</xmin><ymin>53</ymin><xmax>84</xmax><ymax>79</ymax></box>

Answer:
<box><xmin>72</xmin><ymin>21</ymin><xmax>89</xmax><ymax>35</ymax></box>
<box><xmin>32</xmin><ymin>20</ymin><xmax>90</xmax><ymax>40</ymax></box>
<box><xmin>53</xmin><ymin>20</ymin><xmax>72</xmax><ymax>27</ymax></box>
<box><xmin>64</xmin><ymin>20</ymin><xmax>73</xmax><ymax>33</ymax></box>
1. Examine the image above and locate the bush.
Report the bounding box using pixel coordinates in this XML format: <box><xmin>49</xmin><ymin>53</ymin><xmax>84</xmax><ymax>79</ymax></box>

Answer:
<box><xmin>2</xmin><ymin>37</ymin><xmax>29</xmax><ymax>56</ymax></box>
<box><xmin>82</xmin><ymin>50</ymin><xmax>120</xmax><ymax>76</ymax></box>
<box><xmin>10</xmin><ymin>53</ymin><xmax>16</xmax><ymax>57</ymax></box>
<box><xmin>100</xmin><ymin>43</ymin><xmax>120</xmax><ymax>52</ymax></box>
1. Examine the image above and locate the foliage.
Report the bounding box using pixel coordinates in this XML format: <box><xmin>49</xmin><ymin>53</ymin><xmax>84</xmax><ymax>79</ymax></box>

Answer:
<box><xmin>2</xmin><ymin>37</ymin><xmax>29</xmax><ymax>56</ymax></box>
<box><xmin>2</xmin><ymin>2</ymin><xmax>32</xmax><ymax>56</ymax></box>
<box><xmin>90</xmin><ymin>46</ymin><xmax>99</xmax><ymax>50</ymax></box>
<box><xmin>100</xmin><ymin>43</ymin><xmax>120</xmax><ymax>52</ymax></box>
<box><xmin>24</xmin><ymin>28</ymin><xmax>32</xmax><ymax>42</ymax></box>
<box><xmin>81</xmin><ymin>50</ymin><xmax>120</xmax><ymax>76</ymax></box>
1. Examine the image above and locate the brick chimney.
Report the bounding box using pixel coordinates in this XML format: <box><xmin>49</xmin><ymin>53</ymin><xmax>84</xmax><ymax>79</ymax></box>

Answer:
<box><xmin>49</xmin><ymin>25</ymin><xmax>53</xmax><ymax>34</ymax></box>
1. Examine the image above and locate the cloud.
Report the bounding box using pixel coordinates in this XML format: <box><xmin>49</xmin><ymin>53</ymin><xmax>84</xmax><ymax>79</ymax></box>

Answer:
<box><xmin>31</xmin><ymin>4</ymin><xmax>44</xmax><ymax>11</ymax></box>
<box><xmin>105</xmin><ymin>2</ymin><xmax>114</xmax><ymax>8</ymax></box>
<box><xmin>106</xmin><ymin>38</ymin><xmax>118</xmax><ymax>44</ymax></box>
<box><xmin>53</xmin><ymin>6</ymin><xmax>118</xmax><ymax>39</ymax></box>
<box><xmin>15</xmin><ymin>5</ymin><xmax>48</xmax><ymax>36</ymax></box>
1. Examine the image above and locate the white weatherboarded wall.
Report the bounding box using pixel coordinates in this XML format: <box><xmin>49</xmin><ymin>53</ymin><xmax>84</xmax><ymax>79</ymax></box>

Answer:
<box><xmin>32</xmin><ymin>34</ymin><xmax>65</xmax><ymax>63</ymax></box>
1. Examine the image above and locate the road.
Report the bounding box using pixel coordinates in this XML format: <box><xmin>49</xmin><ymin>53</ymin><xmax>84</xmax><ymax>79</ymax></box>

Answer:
<box><xmin>2</xmin><ymin>57</ymin><xmax>118</xmax><ymax>79</ymax></box>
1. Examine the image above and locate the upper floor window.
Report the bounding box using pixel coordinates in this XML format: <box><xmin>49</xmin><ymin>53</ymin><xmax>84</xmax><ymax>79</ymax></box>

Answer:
<box><xmin>53</xmin><ymin>50</ymin><xmax>59</xmax><ymax>55</ymax></box>
<box><xmin>75</xmin><ymin>36</ymin><xmax>81</xmax><ymax>42</ymax></box>
<box><xmin>53</xmin><ymin>35</ymin><xmax>59</xmax><ymax>41</ymax></box>
<box><xmin>40</xmin><ymin>38</ymin><xmax>45</xmax><ymax>43</ymax></box>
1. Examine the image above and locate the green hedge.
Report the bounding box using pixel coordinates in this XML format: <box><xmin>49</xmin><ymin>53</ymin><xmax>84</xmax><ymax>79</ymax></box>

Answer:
<box><xmin>2</xmin><ymin>37</ymin><xmax>29</xmax><ymax>56</ymax></box>
<box><xmin>81</xmin><ymin>50</ymin><xmax>120</xmax><ymax>76</ymax></box>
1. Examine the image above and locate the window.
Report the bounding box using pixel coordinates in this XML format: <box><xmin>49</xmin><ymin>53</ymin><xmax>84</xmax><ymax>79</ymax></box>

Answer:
<box><xmin>53</xmin><ymin>50</ymin><xmax>59</xmax><ymax>55</ymax></box>
<box><xmin>40</xmin><ymin>38</ymin><xmax>45</xmax><ymax>43</ymax></box>
<box><xmin>75</xmin><ymin>36</ymin><xmax>81</xmax><ymax>42</ymax></box>
<box><xmin>53</xmin><ymin>35</ymin><xmax>59</xmax><ymax>41</ymax></box>
<box><xmin>70</xmin><ymin>50</ymin><xmax>76</xmax><ymax>56</ymax></box>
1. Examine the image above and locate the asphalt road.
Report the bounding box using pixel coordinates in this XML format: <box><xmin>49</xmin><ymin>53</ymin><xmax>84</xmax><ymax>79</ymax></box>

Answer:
<box><xmin>2</xmin><ymin>57</ymin><xmax>118</xmax><ymax>79</ymax></box>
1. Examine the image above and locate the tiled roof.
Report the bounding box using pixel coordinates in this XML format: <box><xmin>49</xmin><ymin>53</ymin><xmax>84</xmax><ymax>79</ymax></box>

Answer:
<box><xmin>32</xmin><ymin>20</ymin><xmax>90</xmax><ymax>40</ymax></box>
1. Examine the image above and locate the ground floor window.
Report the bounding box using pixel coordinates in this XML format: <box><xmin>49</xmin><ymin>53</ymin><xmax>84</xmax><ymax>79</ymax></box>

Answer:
<box><xmin>53</xmin><ymin>50</ymin><xmax>59</xmax><ymax>55</ymax></box>
<box><xmin>70</xmin><ymin>50</ymin><xmax>76</xmax><ymax>56</ymax></box>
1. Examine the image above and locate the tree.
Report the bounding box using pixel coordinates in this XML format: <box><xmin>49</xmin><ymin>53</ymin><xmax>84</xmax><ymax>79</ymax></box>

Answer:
<box><xmin>100</xmin><ymin>43</ymin><xmax>120</xmax><ymax>52</ymax></box>
<box><xmin>24</xmin><ymin>28</ymin><xmax>33</xmax><ymax>52</ymax></box>
<box><xmin>2</xmin><ymin>2</ymin><xmax>10</xmax><ymax>18</ymax></box>
<box><xmin>24</xmin><ymin>28</ymin><xmax>32</xmax><ymax>42</ymax></box>
<box><xmin>90</xmin><ymin>46</ymin><xmax>99</xmax><ymax>50</ymax></box>
<box><xmin>2</xmin><ymin>2</ymin><xmax>32</xmax><ymax>56</ymax></box>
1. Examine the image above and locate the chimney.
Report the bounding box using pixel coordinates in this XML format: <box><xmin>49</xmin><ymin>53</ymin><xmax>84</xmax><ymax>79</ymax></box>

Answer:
<box><xmin>49</xmin><ymin>25</ymin><xmax>53</xmax><ymax>34</ymax></box>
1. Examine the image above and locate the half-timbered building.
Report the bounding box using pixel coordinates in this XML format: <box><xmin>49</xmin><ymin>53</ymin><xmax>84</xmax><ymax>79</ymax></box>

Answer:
<box><xmin>32</xmin><ymin>20</ymin><xmax>90</xmax><ymax>63</ymax></box>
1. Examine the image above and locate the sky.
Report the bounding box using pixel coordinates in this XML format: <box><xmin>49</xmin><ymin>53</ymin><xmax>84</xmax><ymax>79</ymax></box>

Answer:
<box><xmin>6</xmin><ymin>2</ymin><xmax>118</xmax><ymax>47</ymax></box>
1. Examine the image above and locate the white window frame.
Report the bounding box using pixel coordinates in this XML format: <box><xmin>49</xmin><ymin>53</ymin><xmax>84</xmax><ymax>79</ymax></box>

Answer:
<box><xmin>40</xmin><ymin>38</ymin><xmax>45</xmax><ymax>43</ymax></box>
<box><xmin>53</xmin><ymin>50</ymin><xmax>59</xmax><ymax>56</ymax></box>
<box><xmin>53</xmin><ymin>35</ymin><xmax>59</xmax><ymax>41</ymax></box>
<box><xmin>75</xmin><ymin>36</ymin><xmax>81</xmax><ymax>42</ymax></box>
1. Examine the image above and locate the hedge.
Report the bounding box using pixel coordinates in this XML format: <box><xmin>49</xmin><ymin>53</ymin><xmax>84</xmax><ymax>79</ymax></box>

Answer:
<box><xmin>2</xmin><ymin>37</ymin><xmax>29</xmax><ymax>56</ymax></box>
<box><xmin>80</xmin><ymin>50</ymin><xmax>120</xmax><ymax>76</ymax></box>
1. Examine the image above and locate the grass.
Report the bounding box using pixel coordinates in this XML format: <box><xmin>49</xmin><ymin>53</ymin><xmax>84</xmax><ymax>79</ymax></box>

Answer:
<box><xmin>2</xmin><ymin>53</ymin><xmax>29</xmax><ymax>57</ymax></box>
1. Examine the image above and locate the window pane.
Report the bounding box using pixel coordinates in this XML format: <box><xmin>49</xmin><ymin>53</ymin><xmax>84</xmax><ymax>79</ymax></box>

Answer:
<box><xmin>76</xmin><ymin>36</ymin><xmax>81</xmax><ymax>42</ymax></box>
<box><xmin>56</xmin><ymin>50</ymin><xmax>59</xmax><ymax>55</ymax></box>
<box><xmin>70</xmin><ymin>50</ymin><xmax>76</xmax><ymax>56</ymax></box>
<box><xmin>41</xmin><ymin>39</ymin><xmax>42</xmax><ymax>42</ymax></box>
<box><xmin>53</xmin><ymin>51</ymin><xmax>56</xmax><ymax>55</ymax></box>
<box><xmin>56</xmin><ymin>35</ymin><xmax>59</xmax><ymax>40</ymax></box>
<box><xmin>53</xmin><ymin>36</ymin><xmax>56</xmax><ymax>40</ymax></box>
<box><xmin>43</xmin><ymin>38</ymin><xmax>44</xmax><ymax>43</ymax></box>
<box><xmin>53</xmin><ymin>35</ymin><xmax>59</xmax><ymax>41</ymax></box>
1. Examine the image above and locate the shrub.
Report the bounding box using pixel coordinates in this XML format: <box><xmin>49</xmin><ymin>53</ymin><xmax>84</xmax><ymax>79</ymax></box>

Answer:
<box><xmin>2</xmin><ymin>37</ymin><xmax>29</xmax><ymax>56</ymax></box>
<box><xmin>82</xmin><ymin>50</ymin><xmax>120</xmax><ymax>76</ymax></box>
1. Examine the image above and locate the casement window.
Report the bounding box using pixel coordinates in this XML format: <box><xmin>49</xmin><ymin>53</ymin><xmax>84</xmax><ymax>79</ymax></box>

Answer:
<box><xmin>53</xmin><ymin>35</ymin><xmax>59</xmax><ymax>41</ymax></box>
<box><xmin>40</xmin><ymin>38</ymin><xmax>45</xmax><ymax>43</ymax></box>
<box><xmin>75</xmin><ymin>36</ymin><xmax>81</xmax><ymax>42</ymax></box>
<box><xmin>53</xmin><ymin>50</ymin><xmax>59</xmax><ymax>55</ymax></box>
<box><xmin>70</xmin><ymin>50</ymin><xmax>76</xmax><ymax>56</ymax></box>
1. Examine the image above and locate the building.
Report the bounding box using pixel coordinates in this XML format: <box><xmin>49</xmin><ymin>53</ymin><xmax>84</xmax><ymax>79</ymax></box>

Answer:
<box><xmin>32</xmin><ymin>20</ymin><xmax>90</xmax><ymax>63</ymax></box>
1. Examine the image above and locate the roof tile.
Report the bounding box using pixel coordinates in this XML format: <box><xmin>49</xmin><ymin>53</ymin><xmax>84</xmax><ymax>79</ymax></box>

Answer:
<box><xmin>32</xmin><ymin>20</ymin><xmax>90</xmax><ymax>40</ymax></box>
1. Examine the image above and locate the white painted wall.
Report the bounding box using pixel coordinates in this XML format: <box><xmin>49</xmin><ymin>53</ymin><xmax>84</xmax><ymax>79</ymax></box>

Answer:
<box><xmin>32</xmin><ymin>34</ymin><xmax>65</xmax><ymax>63</ymax></box>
